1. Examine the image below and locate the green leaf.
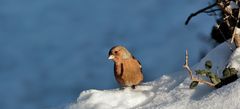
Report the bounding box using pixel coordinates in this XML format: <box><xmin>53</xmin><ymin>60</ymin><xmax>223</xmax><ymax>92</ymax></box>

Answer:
<box><xmin>190</xmin><ymin>81</ymin><xmax>199</xmax><ymax>89</ymax></box>
<box><xmin>205</xmin><ymin>60</ymin><xmax>212</xmax><ymax>69</ymax></box>
<box><xmin>223</xmin><ymin>67</ymin><xmax>238</xmax><ymax>78</ymax></box>
<box><xmin>223</xmin><ymin>68</ymin><xmax>231</xmax><ymax>78</ymax></box>
<box><xmin>195</xmin><ymin>70</ymin><xmax>209</xmax><ymax>76</ymax></box>
<box><xmin>209</xmin><ymin>76</ymin><xmax>221</xmax><ymax>85</ymax></box>
<box><xmin>230</xmin><ymin>68</ymin><xmax>238</xmax><ymax>75</ymax></box>
<box><xmin>206</xmin><ymin>72</ymin><xmax>216</xmax><ymax>78</ymax></box>
<box><xmin>211</xmin><ymin>78</ymin><xmax>221</xmax><ymax>85</ymax></box>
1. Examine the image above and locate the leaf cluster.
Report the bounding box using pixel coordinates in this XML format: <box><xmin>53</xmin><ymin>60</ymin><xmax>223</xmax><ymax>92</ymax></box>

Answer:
<box><xmin>190</xmin><ymin>60</ymin><xmax>238</xmax><ymax>89</ymax></box>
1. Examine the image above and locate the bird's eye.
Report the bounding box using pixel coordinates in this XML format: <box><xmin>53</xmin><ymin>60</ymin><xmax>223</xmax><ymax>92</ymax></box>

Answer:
<box><xmin>114</xmin><ymin>51</ymin><xmax>118</xmax><ymax>54</ymax></box>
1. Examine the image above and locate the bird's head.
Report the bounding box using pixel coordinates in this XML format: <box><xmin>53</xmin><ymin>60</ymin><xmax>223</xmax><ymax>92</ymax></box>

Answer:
<box><xmin>108</xmin><ymin>45</ymin><xmax>132</xmax><ymax>62</ymax></box>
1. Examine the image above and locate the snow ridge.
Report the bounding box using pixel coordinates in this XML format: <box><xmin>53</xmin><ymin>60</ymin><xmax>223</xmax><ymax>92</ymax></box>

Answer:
<box><xmin>68</xmin><ymin>42</ymin><xmax>240</xmax><ymax>109</ymax></box>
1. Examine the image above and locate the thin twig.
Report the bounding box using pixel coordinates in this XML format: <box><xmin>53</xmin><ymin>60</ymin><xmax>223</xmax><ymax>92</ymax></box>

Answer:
<box><xmin>231</xmin><ymin>9</ymin><xmax>240</xmax><ymax>44</ymax></box>
<box><xmin>204</xmin><ymin>9</ymin><xmax>221</xmax><ymax>14</ymax></box>
<box><xmin>183</xmin><ymin>50</ymin><xmax>215</xmax><ymax>87</ymax></box>
<box><xmin>185</xmin><ymin>3</ymin><xmax>217</xmax><ymax>25</ymax></box>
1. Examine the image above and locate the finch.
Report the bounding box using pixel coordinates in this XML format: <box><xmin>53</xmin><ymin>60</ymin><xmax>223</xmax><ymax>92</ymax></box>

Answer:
<box><xmin>108</xmin><ymin>45</ymin><xmax>143</xmax><ymax>89</ymax></box>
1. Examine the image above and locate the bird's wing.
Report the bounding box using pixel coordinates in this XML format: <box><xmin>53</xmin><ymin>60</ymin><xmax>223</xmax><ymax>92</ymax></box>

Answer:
<box><xmin>132</xmin><ymin>56</ymin><xmax>142</xmax><ymax>68</ymax></box>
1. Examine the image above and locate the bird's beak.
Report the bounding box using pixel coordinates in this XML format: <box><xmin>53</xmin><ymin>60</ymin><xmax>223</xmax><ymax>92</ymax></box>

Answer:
<box><xmin>108</xmin><ymin>55</ymin><xmax>115</xmax><ymax>60</ymax></box>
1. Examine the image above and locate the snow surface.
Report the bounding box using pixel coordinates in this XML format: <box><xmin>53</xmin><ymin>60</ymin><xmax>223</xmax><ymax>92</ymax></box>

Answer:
<box><xmin>68</xmin><ymin>41</ymin><xmax>240</xmax><ymax>109</ymax></box>
<box><xmin>228</xmin><ymin>46</ymin><xmax>240</xmax><ymax>76</ymax></box>
<box><xmin>228</xmin><ymin>1</ymin><xmax>239</xmax><ymax>10</ymax></box>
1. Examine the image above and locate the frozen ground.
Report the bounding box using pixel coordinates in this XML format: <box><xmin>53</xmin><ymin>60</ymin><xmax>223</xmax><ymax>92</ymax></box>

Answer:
<box><xmin>0</xmin><ymin>0</ymin><xmax>216</xmax><ymax>109</ymax></box>
<box><xmin>69</xmin><ymin>41</ymin><xmax>240</xmax><ymax>109</ymax></box>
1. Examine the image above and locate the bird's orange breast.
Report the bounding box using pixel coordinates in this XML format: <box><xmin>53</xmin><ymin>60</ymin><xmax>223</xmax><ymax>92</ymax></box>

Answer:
<box><xmin>114</xmin><ymin>58</ymin><xmax>143</xmax><ymax>86</ymax></box>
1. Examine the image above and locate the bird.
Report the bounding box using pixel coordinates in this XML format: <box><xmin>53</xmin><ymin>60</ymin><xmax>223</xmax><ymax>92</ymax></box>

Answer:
<box><xmin>108</xmin><ymin>45</ymin><xmax>143</xmax><ymax>89</ymax></box>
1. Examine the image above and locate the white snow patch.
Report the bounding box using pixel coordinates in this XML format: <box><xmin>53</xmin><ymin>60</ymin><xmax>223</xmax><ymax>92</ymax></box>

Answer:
<box><xmin>229</xmin><ymin>1</ymin><xmax>239</xmax><ymax>9</ymax></box>
<box><xmin>68</xmin><ymin>41</ymin><xmax>240</xmax><ymax>109</ymax></box>
<box><xmin>68</xmin><ymin>86</ymin><xmax>155</xmax><ymax>109</ymax></box>
<box><xmin>228</xmin><ymin>47</ymin><xmax>240</xmax><ymax>76</ymax></box>
<box><xmin>226</xmin><ymin>1</ymin><xmax>239</xmax><ymax>12</ymax></box>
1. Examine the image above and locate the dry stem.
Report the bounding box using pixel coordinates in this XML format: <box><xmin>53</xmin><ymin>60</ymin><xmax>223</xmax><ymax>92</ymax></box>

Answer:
<box><xmin>185</xmin><ymin>3</ymin><xmax>217</xmax><ymax>25</ymax></box>
<box><xmin>231</xmin><ymin>8</ymin><xmax>240</xmax><ymax>47</ymax></box>
<box><xmin>183</xmin><ymin>50</ymin><xmax>215</xmax><ymax>87</ymax></box>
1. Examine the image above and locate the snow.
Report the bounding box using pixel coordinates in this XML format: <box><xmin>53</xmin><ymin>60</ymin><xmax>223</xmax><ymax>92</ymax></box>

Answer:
<box><xmin>69</xmin><ymin>86</ymin><xmax>154</xmax><ymax>109</ymax></box>
<box><xmin>228</xmin><ymin>47</ymin><xmax>240</xmax><ymax>76</ymax></box>
<box><xmin>68</xmin><ymin>41</ymin><xmax>240</xmax><ymax>109</ymax></box>
<box><xmin>228</xmin><ymin>1</ymin><xmax>239</xmax><ymax>10</ymax></box>
<box><xmin>226</xmin><ymin>1</ymin><xmax>238</xmax><ymax>13</ymax></box>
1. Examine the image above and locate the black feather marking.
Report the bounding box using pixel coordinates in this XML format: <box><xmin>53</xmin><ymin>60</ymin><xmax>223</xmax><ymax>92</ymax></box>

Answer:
<box><xmin>132</xmin><ymin>56</ymin><xmax>136</xmax><ymax>59</ymax></box>
<box><xmin>114</xmin><ymin>63</ymin><xmax>117</xmax><ymax>76</ymax></box>
<box><xmin>120</xmin><ymin>63</ymin><xmax>124</xmax><ymax>77</ymax></box>
<box><xmin>108</xmin><ymin>51</ymin><xmax>111</xmax><ymax>56</ymax></box>
<box><xmin>132</xmin><ymin>56</ymin><xmax>142</xmax><ymax>71</ymax></box>
<box><xmin>109</xmin><ymin>46</ymin><xmax>119</xmax><ymax>55</ymax></box>
<box><xmin>132</xmin><ymin>56</ymin><xmax>141</xmax><ymax>65</ymax></box>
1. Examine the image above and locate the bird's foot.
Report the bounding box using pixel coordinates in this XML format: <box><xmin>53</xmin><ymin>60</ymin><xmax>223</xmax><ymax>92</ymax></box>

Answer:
<box><xmin>119</xmin><ymin>87</ymin><xmax>126</xmax><ymax>90</ymax></box>
<box><xmin>131</xmin><ymin>85</ymin><xmax>136</xmax><ymax>89</ymax></box>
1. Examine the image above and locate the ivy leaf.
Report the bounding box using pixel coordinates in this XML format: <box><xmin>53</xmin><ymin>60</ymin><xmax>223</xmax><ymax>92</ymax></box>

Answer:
<box><xmin>206</xmin><ymin>72</ymin><xmax>216</xmax><ymax>78</ymax></box>
<box><xmin>195</xmin><ymin>69</ymin><xmax>209</xmax><ymax>76</ymax></box>
<box><xmin>223</xmin><ymin>68</ymin><xmax>231</xmax><ymax>78</ymax></box>
<box><xmin>190</xmin><ymin>81</ymin><xmax>199</xmax><ymax>89</ymax></box>
<box><xmin>230</xmin><ymin>68</ymin><xmax>238</xmax><ymax>75</ymax></box>
<box><xmin>211</xmin><ymin>77</ymin><xmax>221</xmax><ymax>85</ymax></box>
<box><xmin>205</xmin><ymin>60</ymin><xmax>212</xmax><ymax>69</ymax></box>
<box><xmin>223</xmin><ymin>67</ymin><xmax>238</xmax><ymax>78</ymax></box>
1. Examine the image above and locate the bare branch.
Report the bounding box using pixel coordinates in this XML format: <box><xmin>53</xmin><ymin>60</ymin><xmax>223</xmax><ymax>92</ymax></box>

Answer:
<box><xmin>185</xmin><ymin>3</ymin><xmax>217</xmax><ymax>25</ymax></box>
<box><xmin>216</xmin><ymin>1</ymin><xmax>235</xmax><ymax>19</ymax></box>
<box><xmin>231</xmin><ymin>9</ymin><xmax>240</xmax><ymax>47</ymax></box>
<box><xmin>183</xmin><ymin>50</ymin><xmax>215</xmax><ymax>87</ymax></box>
<box><xmin>204</xmin><ymin>9</ymin><xmax>221</xmax><ymax>14</ymax></box>
<box><xmin>183</xmin><ymin>50</ymin><xmax>193</xmax><ymax>80</ymax></box>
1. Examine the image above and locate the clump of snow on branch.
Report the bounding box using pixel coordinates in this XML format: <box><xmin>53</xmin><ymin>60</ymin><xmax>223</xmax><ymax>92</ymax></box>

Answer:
<box><xmin>228</xmin><ymin>1</ymin><xmax>239</xmax><ymax>10</ymax></box>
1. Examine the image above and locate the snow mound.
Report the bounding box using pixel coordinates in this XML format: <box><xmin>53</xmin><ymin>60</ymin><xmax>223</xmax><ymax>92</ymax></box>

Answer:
<box><xmin>69</xmin><ymin>86</ymin><xmax>154</xmax><ymax>109</ymax></box>
<box><xmin>68</xmin><ymin>42</ymin><xmax>240</xmax><ymax>109</ymax></box>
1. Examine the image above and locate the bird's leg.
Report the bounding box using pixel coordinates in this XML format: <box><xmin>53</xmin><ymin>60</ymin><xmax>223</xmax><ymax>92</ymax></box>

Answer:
<box><xmin>131</xmin><ymin>85</ymin><xmax>136</xmax><ymax>89</ymax></box>
<box><xmin>119</xmin><ymin>87</ymin><xmax>124</xmax><ymax>90</ymax></box>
